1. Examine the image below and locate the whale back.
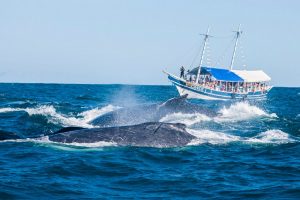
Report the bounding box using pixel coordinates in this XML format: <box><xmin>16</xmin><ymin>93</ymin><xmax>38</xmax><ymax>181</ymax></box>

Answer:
<box><xmin>49</xmin><ymin>122</ymin><xmax>195</xmax><ymax>148</ymax></box>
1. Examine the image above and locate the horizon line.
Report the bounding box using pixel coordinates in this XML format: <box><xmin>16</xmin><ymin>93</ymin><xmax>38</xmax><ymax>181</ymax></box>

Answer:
<box><xmin>0</xmin><ymin>82</ymin><xmax>298</xmax><ymax>88</ymax></box>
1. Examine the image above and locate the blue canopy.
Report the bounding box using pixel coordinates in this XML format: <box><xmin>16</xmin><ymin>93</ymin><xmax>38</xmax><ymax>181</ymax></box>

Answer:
<box><xmin>188</xmin><ymin>66</ymin><xmax>244</xmax><ymax>82</ymax></box>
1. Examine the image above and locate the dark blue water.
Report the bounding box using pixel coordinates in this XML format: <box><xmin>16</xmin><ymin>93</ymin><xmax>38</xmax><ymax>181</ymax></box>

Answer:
<box><xmin>0</xmin><ymin>83</ymin><xmax>299</xmax><ymax>199</ymax></box>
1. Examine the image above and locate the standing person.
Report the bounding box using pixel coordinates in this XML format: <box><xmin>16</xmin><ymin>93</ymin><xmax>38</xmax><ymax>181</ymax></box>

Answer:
<box><xmin>180</xmin><ymin>66</ymin><xmax>185</xmax><ymax>78</ymax></box>
<box><xmin>186</xmin><ymin>70</ymin><xmax>190</xmax><ymax>79</ymax></box>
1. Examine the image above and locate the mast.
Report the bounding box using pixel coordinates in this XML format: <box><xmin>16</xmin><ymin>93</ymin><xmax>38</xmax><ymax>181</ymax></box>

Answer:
<box><xmin>196</xmin><ymin>27</ymin><xmax>210</xmax><ymax>84</ymax></box>
<box><xmin>229</xmin><ymin>24</ymin><xmax>242</xmax><ymax>70</ymax></box>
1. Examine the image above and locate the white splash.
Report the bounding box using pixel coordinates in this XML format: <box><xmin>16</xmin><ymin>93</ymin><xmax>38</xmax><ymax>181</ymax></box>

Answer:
<box><xmin>61</xmin><ymin>141</ymin><xmax>117</xmax><ymax>148</ymax></box>
<box><xmin>187</xmin><ymin>129</ymin><xmax>241</xmax><ymax>145</ymax></box>
<box><xmin>159</xmin><ymin>102</ymin><xmax>278</xmax><ymax>126</ymax></box>
<box><xmin>0</xmin><ymin>105</ymin><xmax>120</xmax><ymax>128</ymax></box>
<box><xmin>78</xmin><ymin>105</ymin><xmax>120</xmax><ymax>123</ymax></box>
<box><xmin>187</xmin><ymin>129</ymin><xmax>296</xmax><ymax>146</ymax></box>
<box><xmin>160</xmin><ymin>112</ymin><xmax>211</xmax><ymax>126</ymax></box>
<box><xmin>245</xmin><ymin>129</ymin><xmax>294</xmax><ymax>144</ymax></box>
<box><xmin>216</xmin><ymin>101</ymin><xmax>277</xmax><ymax>122</ymax></box>
<box><xmin>1</xmin><ymin>136</ymin><xmax>117</xmax><ymax>148</ymax></box>
<box><xmin>0</xmin><ymin>107</ymin><xmax>25</xmax><ymax>113</ymax></box>
<box><xmin>39</xmin><ymin>136</ymin><xmax>117</xmax><ymax>148</ymax></box>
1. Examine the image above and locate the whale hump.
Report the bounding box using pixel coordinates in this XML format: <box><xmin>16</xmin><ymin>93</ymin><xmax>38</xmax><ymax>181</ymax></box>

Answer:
<box><xmin>0</xmin><ymin>122</ymin><xmax>195</xmax><ymax>148</ymax></box>
<box><xmin>49</xmin><ymin>122</ymin><xmax>194</xmax><ymax>148</ymax></box>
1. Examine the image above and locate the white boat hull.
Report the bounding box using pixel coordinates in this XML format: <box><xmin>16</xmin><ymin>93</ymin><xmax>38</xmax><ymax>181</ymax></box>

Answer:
<box><xmin>164</xmin><ymin>71</ymin><xmax>270</xmax><ymax>101</ymax></box>
<box><xmin>175</xmin><ymin>86</ymin><xmax>222</xmax><ymax>100</ymax></box>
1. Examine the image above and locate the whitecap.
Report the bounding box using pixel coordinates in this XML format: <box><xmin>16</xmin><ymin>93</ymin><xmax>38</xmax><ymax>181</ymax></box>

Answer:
<box><xmin>0</xmin><ymin>107</ymin><xmax>24</xmax><ymax>113</ymax></box>
<box><xmin>215</xmin><ymin>101</ymin><xmax>277</xmax><ymax>122</ymax></box>
<box><xmin>78</xmin><ymin>105</ymin><xmax>121</xmax><ymax>123</ymax></box>
<box><xmin>0</xmin><ymin>104</ymin><xmax>120</xmax><ymax>128</ymax></box>
<box><xmin>187</xmin><ymin>129</ymin><xmax>240</xmax><ymax>145</ymax></box>
<box><xmin>245</xmin><ymin>129</ymin><xmax>295</xmax><ymax>144</ymax></box>
<box><xmin>186</xmin><ymin>128</ymin><xmax>296</xmax><ymax>146</ymax></box>
<box><xmin>160</xmin><ymin>112</ymin><xmax>211</xmax><ymax>126</ymax></box>
<box><xmin>158</xmin><ymin>102</ymin><xmax>277</xmax><ymax>127</ymax></box>
<box><xmin>0</xmin><ymin>136</ymin><xmax>117</xmax><ymax>148</ymax></box>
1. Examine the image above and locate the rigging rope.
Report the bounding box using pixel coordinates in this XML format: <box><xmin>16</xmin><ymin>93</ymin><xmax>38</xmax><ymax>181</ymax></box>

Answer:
<box><xmin>214</xmin><ymin>37</ymin><xmax>235</xmax><ymax>67</ymax></box>
<box><xmin>189</xmin><ymin>38</ymin><xmax>206</xmax><ymax>69</ymax></box>
<box><xmin>238</xmin><ymin>39</ymin><xmax>247</xmax><ymax>69</ymax></box>
<box><xmin>167</xmin><ymin>38</ymin><xmax>201</xmax><ymax>71</ymax></box>
<box><xmin>168</xmin><ymin>32</ymin><xmax>247</xmax><ymax>71</ymax></box>
<box><xmin>209</xmin><ymin>34</ymin><xmax>234</xmax><ymax>39</ymax></box>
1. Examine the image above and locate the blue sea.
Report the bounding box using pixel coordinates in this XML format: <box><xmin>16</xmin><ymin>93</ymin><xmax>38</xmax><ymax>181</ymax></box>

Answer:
<box><xmin>0</xmin><ymin>83</ymin><xmax>299</xmax><ymax>199</ymax></box>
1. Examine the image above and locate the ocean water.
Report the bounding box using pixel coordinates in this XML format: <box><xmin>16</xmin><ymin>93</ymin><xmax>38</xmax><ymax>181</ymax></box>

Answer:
<box><xmin>0</xmin><ymin>83</ymin><xmax>299</xmax><ymax>199</ymax></box>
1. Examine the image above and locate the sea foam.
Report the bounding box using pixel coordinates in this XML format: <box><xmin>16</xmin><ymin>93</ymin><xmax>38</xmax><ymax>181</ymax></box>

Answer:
<box><xmin>187</xmin><ymin>129</ymin><xmax>241</xmax><ymax>145</ymax></box>
<box><xmin>160</xmin><ymin>102</ymin><xmax>277</xmax><ymax>126</ymax></box>
<box><xmin>187</xmin><ymin>129</ymin><xmax>296</xmax><ymax>146</ymax></box>
<box><xmin>245</xmin><ymin>129</ymin><xmax>295</xmax><ymax>144</ymax></box>
<box><xmin>160</xmin><ymin>112</ymin><xmax>211</xmax><ymax>126</ymax></box>
<box><xmin>216</xmin><ymin>101</ymin><xmax>277</xmax><ymax>122</ymax></box>
<box><xmin>0</xmin><ymin>136</ymin><xmax>117</xmax><ymax>150</ymax></box>
<box><xmin>0</xmin><ymin>105</ymin><xmax>120</xmax><ymax>128</ymax></box>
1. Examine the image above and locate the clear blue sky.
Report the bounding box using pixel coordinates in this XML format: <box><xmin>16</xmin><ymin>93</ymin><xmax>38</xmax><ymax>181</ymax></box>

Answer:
<box><xmin>0</xmin><ymin>0</ymin><xmax>299</xmax><ymax>86</ymax></box>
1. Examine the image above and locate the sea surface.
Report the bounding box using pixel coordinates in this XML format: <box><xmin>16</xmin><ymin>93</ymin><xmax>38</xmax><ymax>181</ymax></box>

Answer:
<box><xmin>0</xmin><ymin>83</ymin><xmax>299</xmax><ymax>199</ymax></box>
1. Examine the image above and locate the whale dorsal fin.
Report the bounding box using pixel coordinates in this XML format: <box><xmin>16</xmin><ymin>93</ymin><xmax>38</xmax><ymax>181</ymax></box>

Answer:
<box><xmin>159</xmin><ymin>94</ymin><xmax>188</xmax><ymax>107</ymax></box>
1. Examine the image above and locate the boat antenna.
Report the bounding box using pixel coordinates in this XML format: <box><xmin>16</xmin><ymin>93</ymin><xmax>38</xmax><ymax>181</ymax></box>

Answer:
<box><xmin>229</xmin><ymin>24</ymin><xmax>242</xmax><ymax>70</ymax></box>
<box><xmin>196</xmin><ymin>26</ymin><xmax>212</xmax><ymax>84</ymax></box>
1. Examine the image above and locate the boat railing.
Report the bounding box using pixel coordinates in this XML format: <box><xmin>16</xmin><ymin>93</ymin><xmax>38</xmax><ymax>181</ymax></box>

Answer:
<box><xmin>185</xmin><ymin>80</ymin><xmax>269</xmax><ymax>94</ymax></box>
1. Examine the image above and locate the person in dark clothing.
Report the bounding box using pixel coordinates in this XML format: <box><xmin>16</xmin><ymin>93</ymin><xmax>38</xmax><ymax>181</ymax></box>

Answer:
<box><xmin>186</xmin><ymin>70</ymin><xmax>190</xmax><ymax>79</ymax></box>
<box><xmin>180</xmin><ymin>66</ymin><xmax>185</xmax><ymax>78</ymax></box>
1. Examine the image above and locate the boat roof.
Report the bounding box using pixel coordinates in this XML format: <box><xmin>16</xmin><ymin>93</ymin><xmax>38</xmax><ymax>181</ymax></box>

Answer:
<box><xmin>232</xmin><ymin>70</ymin><xmax>271</xmax><ymax>82</ymax></box>
<box><xmin>188</xmin><ymin>66</ymin><xmax>271</xmax><ymax>82</ymax></box>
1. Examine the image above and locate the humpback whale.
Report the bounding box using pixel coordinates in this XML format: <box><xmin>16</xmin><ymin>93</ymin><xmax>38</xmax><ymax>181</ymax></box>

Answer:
<box><xmin>49</xmin><ymin>122</ymin><xmax>195</xmax><ymax>147</ymax></box>
<box><xmin>0</xmin><ymin>122</ymin><xmax>196</xmax><ymax>148</ymax></box>
<box><xmin>90</xmin><ymin>95</ymin><xmax>217</xmax><ymax>127</ymax></box>
<box><xmin>0</xmin><ymin>95</ymin><xmax>218</xmax><ymax>147</ymax></box>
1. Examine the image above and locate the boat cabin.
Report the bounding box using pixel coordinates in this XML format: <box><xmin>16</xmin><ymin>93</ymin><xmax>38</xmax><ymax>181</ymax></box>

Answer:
<box><xmin>184</xmin><ymin>66</ymin><xmax>271</xmax><ymax>94</ymax></box>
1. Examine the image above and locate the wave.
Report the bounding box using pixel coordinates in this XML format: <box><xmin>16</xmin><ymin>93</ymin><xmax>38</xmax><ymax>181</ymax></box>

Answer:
<box><xmin>160</xmin><ymin>113</ymin><xmax>211</xmax><ymax>126</ymax></box>
<box><xmin>1</xmin><ymin>136</ymin><xmax>117</xmax><ymax>148</ymax></box>
<box><xmin>187</xmin><ymin>129</ymin><xmax>240</xmax><ymax>145</ymax></box>
<box><xmin>216</xmin><ymin>101</ymin><xmax>277</xmax><ymax>122</ymax></box>
<box><xmin>77</xmin><ymin>105</ymin><xmax>120</xmax><ymax>123</ymax></box>
<box><xmin>244</xmin><ymin>130</ymin><xmax>295</xmax><ymax>144</ymax></box>
<box><xmin>187</xmin><ymin>129</ymin><xmax>296</xmax><ymax>146</ymax></box>
<box><xmin>0</xmin><ymin>101</ymin><xmax>276</xmax><ymax>128</ymax></box>
<box><xmin>159</xmin><ymin>102</ymin><xmax>277</xmax><ymax>126</ymax></box>
<box><xmin>0</xmin><ymin>105</ymin><xmax>120</xmax><ymax>128</ymax></box>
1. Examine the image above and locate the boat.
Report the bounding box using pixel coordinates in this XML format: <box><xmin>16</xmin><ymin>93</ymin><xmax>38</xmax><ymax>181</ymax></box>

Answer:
<box><xmin>164</xmin><ymin>26</ymin><xmax>272</xmax><ymax>100</ymax></box>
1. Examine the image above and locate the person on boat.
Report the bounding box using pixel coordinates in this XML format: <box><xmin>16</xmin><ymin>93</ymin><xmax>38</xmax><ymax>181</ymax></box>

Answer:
<box><xmin>213</xmin><ymin>81</ymin><xmax>217</xmax><ymax>90</ymax></box>
<box><xmin>180</xmin><ymin>66</ymin><xmax>185</xmax><ymax>78</ymax></box>
<box><xmin>186</xmin><ymin>70</ymin><xmax>190</xmax><ymax>79</ymax></box>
